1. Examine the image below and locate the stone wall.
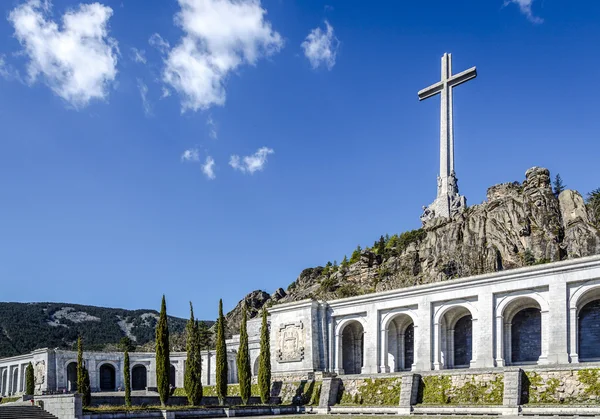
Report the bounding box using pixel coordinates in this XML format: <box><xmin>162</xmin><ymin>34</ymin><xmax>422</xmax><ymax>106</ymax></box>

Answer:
<box><xmin>523</xmin><ymin>368</ymin><xmax>600</xmax><ymax>404</ymax></box>
<box><xmin>36</xmin><ymin>393</ymin><xmax>82</xmax><ymax>419</ymax></box>
<box><xmin>419</xmin><ymin>372</ymin><xmax>504</xmax><ymax>405</ymax></box>
<box><xmin>337</xmin><ymin>377</ymin><xmax>403</xmax><ymax>406</ymax></box>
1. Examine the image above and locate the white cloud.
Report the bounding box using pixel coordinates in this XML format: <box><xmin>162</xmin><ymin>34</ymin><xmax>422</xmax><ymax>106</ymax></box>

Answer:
<box><xmin>161</xmin><ymin>87</ymin><xmax>171</xmax><ymax>98</ymax></box>
<box><xmin>229</xmin><ymin>146</ymin><xmax>274</xmax><ymax>174</ymax></box>
<box><xmin>149</xmin><ymin>33</ymin><xmax>170</xmax><ymax>54</ymax></box>
<box><xmin>301</xmin><ymin>21</ymin><xmax>339</xmax><ymax>70</ymax></box>
<box><xmin>137</xmin><ymin>79</ymin><xmax>152</xmax><ymax>116</ymax></box>
<box><xmin>202</xmin><ymin>156</ymin><xmax>216</xmax><ymax>179</ymax></box>
<box><xmin>8</xmin><ymin>0</ymin><xmax>119</xmax><ymax>109</ymax></box>
<box><xmin>505</xmin><ymin>0</ymin><xmax>543</xmax><ymax>23</ymax></box>
<box><xmin>158</xmin><ymin>0</ymin><xmax>284</xmax><ymax>112</ymax></box>
<box><xmin>207</xmin><ymin>115</ymin><xmax>217</xmax><ymax>139</ymax></box>
<box><xmin>130</xmin><ymin>47</ymin><xmax>147</xmax><ymax>64</ymax></box>
<box><xmin>181</xmin><ymin>148</ymin><xmax>200</xmax><ymax>162</ymax></box>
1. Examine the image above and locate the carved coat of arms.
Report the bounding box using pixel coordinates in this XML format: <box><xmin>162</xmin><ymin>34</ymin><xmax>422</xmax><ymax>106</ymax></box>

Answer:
<box><xmin>276</xmin><ymin>322</ymin><xmax>305</xmax><ymax>363</ymax></box>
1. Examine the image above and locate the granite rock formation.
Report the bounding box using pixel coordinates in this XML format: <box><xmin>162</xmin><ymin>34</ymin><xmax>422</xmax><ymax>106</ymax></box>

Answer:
<box><xmin>226</xmin><ymin>167</ymin><xmax>600</xmax><ymax>333</ymax></box>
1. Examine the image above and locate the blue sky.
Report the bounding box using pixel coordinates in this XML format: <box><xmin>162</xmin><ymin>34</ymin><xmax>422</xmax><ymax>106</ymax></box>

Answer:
<box><xmin>0</xmin><ymin>0</ymin><xmax>599</xmax><ymax>320</ymax></box>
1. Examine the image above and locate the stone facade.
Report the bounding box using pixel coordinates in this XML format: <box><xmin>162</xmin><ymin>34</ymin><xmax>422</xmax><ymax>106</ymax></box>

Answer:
<box><xmin>2</xmin><ymin>255</ymin><xmax>600</xmax><ymax>398</ymax></box>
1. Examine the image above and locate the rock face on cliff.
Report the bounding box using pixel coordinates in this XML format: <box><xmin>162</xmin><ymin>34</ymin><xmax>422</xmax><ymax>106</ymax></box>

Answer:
<box><xmin>226</xmin><ymin>167</ymin><xmax>600</xmax><ymax>333</ymax></box>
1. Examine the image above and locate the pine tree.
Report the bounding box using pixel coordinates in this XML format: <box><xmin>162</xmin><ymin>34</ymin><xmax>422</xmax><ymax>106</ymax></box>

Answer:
<box><xmin>156</xmin><ymin>295</ymin><xmax>170</xmax><ymax>406</ymax></box>
<box><xmin>341</xmin><ymin>255</ymin><xmax>349</xmax><ymax>269</ymax></box>
<box><xmin>124</xmin><ymin>350</ymin><xmax>131</xmax><ymax>407</ymax></box>
<box><xmin>82</xmin><ymin>367</ymin><xmax>91</xmax><ymax>407</ymax></box>
<box><xmin>553</xmin><ymin>173</ymin><xmax>566</xmax><ymax>197</ymax></box>
<box><xmin>184</xmin><ymin>302</ymin><xmax>199</xmax><ymax>406</ymax></box>
<box><xmin>258</xmin><ymin>308</ymin><xmax>271</xmax><ymax>404</ymax></box>
<box><xmin>376</xmin><ymin>235</ymin><xmax>386</xmax><ymax>257</ymax></box>
<box><xmin>216</xmin><ymin>299</ymin><xmax>228</xmax><ymax>405</ymax></box>
<box><xmin>237</xmin><ymin>306</ymin><xmax>251</xmax><ymax>405</ymax></box>
<box><xmin>76</xmin><ymin>336</ymin><xmax>84</xmax><ymax>394</ymax></box>
<box><xmin>587</xmin><ymin>188</ymin><xmax>600</xmax><ymax>228</ymax></box>
<box><xmin>25</xmin><ymin>362</ymin><xmax>34</xmax><ymax>395</ymax></box>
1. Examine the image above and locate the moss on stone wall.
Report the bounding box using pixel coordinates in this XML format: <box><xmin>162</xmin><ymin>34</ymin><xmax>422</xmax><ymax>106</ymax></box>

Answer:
<box><xmin>420</xmin><ymin>374</ymin><xmax>503</xmax><ymax>406</ymax></box>
<box><xmin>338</xmin><ymin>378</ymin><xmax>401</xmax><ymax>406</ymax></box>
<box><xmin>578</xmin><ymin>369</ymin><xmax>600</xmax><ymax>399</ymax></box>
<box><xmin>176</xmin><ymin>383</ymin><xmax>260</xmax><ymax>398</ymax></box>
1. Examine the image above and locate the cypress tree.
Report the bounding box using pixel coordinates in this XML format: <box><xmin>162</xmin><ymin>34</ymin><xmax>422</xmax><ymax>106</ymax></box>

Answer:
<box><xmin>193</xmin><ymin>320</ymin><xmax>203</xmax><ymax>404</ymax></box>
<box><xmin>25</xmin><ymin>362</ymin><xmax>34</xmax><ymax>395</ymax></box>
<box><xmin>156</xmin><ymin>295</ymin><xmax>170</xmax><ymax>406</ymax></box>
<box><xmin>198</xmin><ymin>321</ymin><xmax>212</xmax><ymax>351</ymax></box>
<box><xmin>124</xmin><ymin>350</ymin><xmax>131</xmax><ymax>407</ymax></box>
<box><xmin>236</xmin><ymin>306</ymin><xmax>251</xmax><ymax>405</ymax></box>
<box><xmin>184</xmin><ymin>302</ymin><xmax>200</xmax><ymax>406</ymax></box>
<box><xmin>258</xmin><ymin>308</ymin><xmax>271</xmax><ymax>404</ymax></box>
<box><xmin>82</xmin><ymin>367</ymin><xmax>91</xmax><ymax>407</ymax></box>
<box><xmin>76</xmin><ymin>336</ymin><xmax>84</xmax><ymax>394</ymax></box>
<box><xmin>215</xmin><ymin>299</ymin><xmax>228</xmax><ymax>405</ymax></box>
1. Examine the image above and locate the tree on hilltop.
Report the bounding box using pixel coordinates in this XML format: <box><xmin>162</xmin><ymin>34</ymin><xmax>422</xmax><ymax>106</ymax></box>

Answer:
<box><xmin>553</xmin><ymin>173</ymin><xmax>566</xmax><ymax>197</ymax></box>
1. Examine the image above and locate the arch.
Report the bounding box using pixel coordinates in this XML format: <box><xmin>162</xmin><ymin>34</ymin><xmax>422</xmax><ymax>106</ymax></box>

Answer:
<box><xmin>433</xmin><ymin>302</ymin><xmax>477</xmax><ymax>370</ymax></box>
<box><xmin>169</xmin><ymin>365</ymin><xmax>176</xmax><ymax>387</ymax></box>
<box><xmin>335</xmin><ymin>315</ymin><xmax>367</xmax><ymax>338</ymax></box>
<box><xmin>384</xmin><ymin>313</ymin><xmax>414</xmax><ymax>372</ymax></box>
<box><xmin>252</xmin><ymin>356</ymin><xmax>260</xmax><ymax>377</ymax></box>
<box><xmin>496</xmin><ymin>295</ymin><xmax>545</xmax><ymax>366</ymax></box>
<box><xmin>579</xmin><ymin>299</ymin><xmax>600</xmax><ymax>361</ymax></box>
<box><xmin>569</xmin><ymin>282</ymin><xmax>600</xmax><ymax>363</ymax></box>
<box><xmin>66</xmin><ymin>362</ymin><xmax>78</xmax><ymax>392</ymax></box>
<box><xmin>131</xmin><ymin>364</ymin><xmax>147</xmax><ymax>391</ymax></box>
<box><xmin>340</xmin><ymin>320</ymin><xmax>364</xmax><ymax>374</ymax></box>
<box><xmin>99</xmin><ymin>364</ymin><xmax>116</xmax><ymax>391</ymax></box>
<box><xmin>227</xmin><ymin>358</ymin><xmax>238</xmax><ymax>384</ymax></box>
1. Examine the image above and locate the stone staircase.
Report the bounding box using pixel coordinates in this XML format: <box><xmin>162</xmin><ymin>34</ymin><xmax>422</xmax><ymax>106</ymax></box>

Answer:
<box><xmin>0</xmin><ymin>405</ymin><xmax>58</xmax><ymax>419</ymax></box>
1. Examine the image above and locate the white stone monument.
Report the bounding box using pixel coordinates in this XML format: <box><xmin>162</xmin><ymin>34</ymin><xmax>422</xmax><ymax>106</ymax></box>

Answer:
<box><xmin>419</xmin><ymin>53</ymin><xmax>476</xmax><ymax>223</ymax></box>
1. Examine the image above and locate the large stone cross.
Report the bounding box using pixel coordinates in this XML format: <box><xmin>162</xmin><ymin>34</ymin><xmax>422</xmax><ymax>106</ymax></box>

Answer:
<box><xmin>419</xmin><ymin>53</ymin><xmax>477</xmax><ymax>222</ymax></box>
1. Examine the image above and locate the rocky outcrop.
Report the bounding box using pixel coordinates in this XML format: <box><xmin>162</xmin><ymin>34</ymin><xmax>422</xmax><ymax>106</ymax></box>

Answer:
<box><xmin>225</xmin><ymin>167</ymin><xmax>600</xmax><ymax>331</ymax></box>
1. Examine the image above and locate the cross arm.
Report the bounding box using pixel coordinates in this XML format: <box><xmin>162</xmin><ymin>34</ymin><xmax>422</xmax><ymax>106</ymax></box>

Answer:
<box><xmin>418</xmin><ymin>81</ymin><xmax>443</xmax><ymax>101</ymax></box>
<box><xmin>447</xmin><ymin>66</ymin><xmax>477</xmax><ymax>88</ymax></box>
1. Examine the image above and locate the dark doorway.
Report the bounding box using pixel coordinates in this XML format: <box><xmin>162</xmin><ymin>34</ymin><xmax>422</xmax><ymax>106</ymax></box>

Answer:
<box><xmin>579</xmin><ymin>300</ymin><xmax>600</xmax><ymax>360</ymax></box>
<box><xmin>341</xmin><ymin>321</ymin><xmax>364</xmax><ymax>374</ymax></box>
<box><xmin>131</xmin><ymin>365</ymin><xmax>147</xmax><ymax>391</ymax></box>
<box><xmin>169</xmin><ymin>365</ymin><xmax>176</xmax><ymax>387</ymax></box>
<box><xmin>404</xmin><ymin>323</ymin><xmax>415</xmax><ymax>370</ymax></box>
<box><xmin>511</xmin><ymin>308</ymin><xmax>541</xmax><ymax>363</ymax></box>
<box><xmin>454</xmin><ymin>315</ymin><xmax>472</xmax><ymax>367</ymax></box>
<box><xmin>99</xmin><ymin>364</ymin><xmax>116</xmax><ymax>391</ymax></box>
<box><xmin>66</xmin><ymin>362</ymin><xmax>77</xmax><ymax>392</ymax></box>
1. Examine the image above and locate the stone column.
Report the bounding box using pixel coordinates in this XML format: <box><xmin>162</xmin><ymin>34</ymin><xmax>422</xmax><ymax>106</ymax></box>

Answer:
<box><xmin>362</xmin><ymin>308</ymin><xmax>379</xmax><ymax>374</ymax></box>
<box><xmin>379</xmin><ymin>327</ymin><xmax>389</xmax><ymax>373</ymax></box>
<box><xmin>475</xmin><ymin>292</ymin><xmax>495</xmax><ymax>368</ymax></box>
<box><xmin>502</xmin><ymin>368</ymin><xmax>522</xmax><ymax>416</ymax></box>
<box><xmin>470</xmin><ymin>317</ymin><xmax>479</xmax><ymax>369</ymax></box>
<box><xmin>16</xmin><ymin>364</ymin><xmax>22</xmax><ymax>395</ymax></box>
<box><xmin>433</xmin><ymin>321</ymin><xmax>442</xmax><ymax>370</ymax></box>
<box><xmin>538</xmin><ymin>310</ymin><xmax>550</xmax><ymax>364</ymax></box>
<box><xmin>320</xmin><ymin>304</ymin><xmax>329</xmax><ymax>372</ymax></box>
<box><xmin>334</xmin><ymin>334</ymin><xmax>343</xmax><ymax>375</ymax></box>
<box><xmin>495</xmin><ymin>315</ymin><xmax>505</xmax><ymax>367</ymax></box>
<box><xmin>327</xmin><ymin>319</ymin><xmax>334</xmax><ymax>373</ymax></box>
<box><xmin>547</xmin><ymin>281</ymin><xmax>569</xmax><ymax>364</ymax></box>
<box><xmin>399</xmin><ymin>373</ymin><xmax>421</xmax><ymax>415</ymax></box>
<box><xmin>415</xmin><ymin>298</ymin><xmax>432</xmax><ymax>371</ymax></box>
<box><xmin>569</xmin><ymin>307</ymin><xmax>579</xmax><ymax>363</ymax></box>
<box><xmin>447</xmin><ymin>329</ymin><xmax>455</xmax><ymax>368</ymax></box>
<box><xmin>411</xmin><ymin>324</ymin><xmax>420</xmax><ymax>371</ymax></box>
<box><xmin>7</xmin><ymin>366</ymin><xmax>13</xmax><ymax>395</ymax></box>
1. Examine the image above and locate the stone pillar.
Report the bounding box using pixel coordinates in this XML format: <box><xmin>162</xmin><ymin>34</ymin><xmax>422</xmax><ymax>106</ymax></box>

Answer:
<box><xmin>470</xmin><ymin>317</ymin><xmax>479</xmax><ymax>368</ymax></box>
<box><xmin>399</xmin><ymin>373</ymin><xmax>421</xmax><ymax>415</ymax></box>
<box><xmin>362</xmin><ymin>308</ymin><xmax>379</xmax><ymax>374</ymax></box>
<box><xmin>569</xmin><ymin>307</ymin><xmax>579</xmax><ymax>363</ymax></box>
<box><xmin>379</xmin><ymin>327</ymin><xmax>389</xmax><ymax>373</ymax></box>
<box><xmin>16</xmin><ymin>364</ymin><xmax>22</xmax><ymax>395</ymax></box>
<box><xmin>547</xmin><ymin>281</ymin><xmax>569</xmax><ymax>364</ymax></box>
<box><xmin>415</xmin><ymin>298</ymin><xmax>432</xmax><ymax>371</ymax></box>
<box><xmin>475</xmin><ymin>292</ymin><xmax>495</xmax><ymax>368</ymax></box>
<box><xmin>334</xmin><ymin>334</ymin><xmax>343</xmax><ymax>375</ymax></box>
<box><xmin>327</xmin><ymin>319</ymin><xmax>334</xmax><ymax>373</ymax></box>
<box><xmin>538</xmin><ymin>310</ymin><xmax>550</xmax><ymax>364</ymax></box>
<box><xmin>502</xmin><ymin>368</ymin><xmax>522</xmax><ymax>416</ymax></box>
<box><xmin>317</xmin><ymin>377</ymin><xmax>341</xmax><ymax>413</ymax></box>
<box><xmin>7</xmin><ymin>366</ymin><xmax>13</xmax><ymax>395</ymax></box>
<box><xmin>432</xmin><ymin>321</ymin><xmax>441</xmax><ymax>370</ymax></box>
<box><xmin>495</xmin><ymin>315</ymin><xmax>505</xmax><ymax>367</ymax></box>
<box><xmin>320</xmin><ymin>304</ymin><xmax>329</xmax><ymax>372</ymax></box>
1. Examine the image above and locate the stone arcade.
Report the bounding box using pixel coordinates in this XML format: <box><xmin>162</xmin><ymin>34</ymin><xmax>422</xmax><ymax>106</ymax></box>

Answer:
<box><xmin>2</xmin><ymin>255</ymin><xmax>600</xmax><ymax>396</ymax></box>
